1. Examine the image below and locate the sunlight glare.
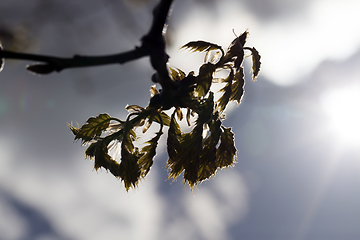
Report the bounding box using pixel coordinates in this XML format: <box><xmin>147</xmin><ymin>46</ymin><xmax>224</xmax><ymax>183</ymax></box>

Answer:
<box><xmin>320</xmin><ymin>85</ymin><xmax>360</xmax><ymax>147</ymax></box>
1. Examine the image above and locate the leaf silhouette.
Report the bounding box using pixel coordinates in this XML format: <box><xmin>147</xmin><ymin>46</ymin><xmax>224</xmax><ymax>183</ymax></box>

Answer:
<box><xmin>181</xmin><ymin>41</ymin><xmax>223</xmax><ymax>54</ymax></box>
<box><xmin>125</xmin><ymin>105</ymin><xmax>144</xmax><ymax>113</ymax></box>
<box><xmin>73</xmin><ymin>113</ymin><xmax>111</xmax><ymax>143</ymax></box>
<box><xmin>196</xmin><ymin>63</ymin><xmax>216</xmax><ymax>98</ymax></box>
<box><xmin>166</xmin><ymin>112</ymin><xmax>183</xmax><ymax>180</ymax></box>
<box><xmin>198</xmin><ymin>117</ymin><xmax>222</xmax><ymax>181</ymax></box>
<box><xmin>230</xmin><ymin>68</ymin><xmax>245</xmax><ymax>104</ymax></box>
<box><xmin>120</xmin><ymin>120</ymin><xmax>141</xmax><ymax>191</ymax></box>
<box><xmin>153</xmin><ymin>112</ymin><xmax>171</xmax><ymax>127</ymax></box>
<box><xmin>168</xmin><ymin>66</ymin><xmax>186</xmax><ymax>81</ymax></box>
<box><xmin>217</xmin><ymin>70</ymin><xmax>234</xmax><ymax>112</ymax></box>
<box><xmin>216</xmin><ymin>127</ymin><xmax>237</xmax><ymax>168</ymax></box>
<box><xmin>138</xmin><ymin>131</ymin><xmax>162</xmax><ymax>177</ymax></box>
<box><xmin>249</xmin><ymin>47</ymin><xmax>261</xmax><ymax>81</ymax></box>
<box><xmin>26</xmin><ymin>63</ymin><xmax>56</xmax><ymax>75</ymax></box>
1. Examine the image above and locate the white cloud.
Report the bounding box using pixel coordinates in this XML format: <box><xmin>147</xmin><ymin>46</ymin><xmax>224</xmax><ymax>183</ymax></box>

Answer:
<box><xmin>170</xmin><ymin>0</ymin><xmax>360</xmax><ymax>86</ymax></box>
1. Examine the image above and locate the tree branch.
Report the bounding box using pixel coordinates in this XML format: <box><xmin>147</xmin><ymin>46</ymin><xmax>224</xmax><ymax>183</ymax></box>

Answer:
<box><xmin>0</xmin><ymin>0</ymin><xmax>174</xmax><ymax>81</ymax></box>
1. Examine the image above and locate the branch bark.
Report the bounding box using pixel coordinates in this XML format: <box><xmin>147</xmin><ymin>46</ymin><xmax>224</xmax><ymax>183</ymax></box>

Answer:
<box><xmin>0</xmin><ymin>0</ymin><xmax>175</xmax><ymax>89</ymax></box>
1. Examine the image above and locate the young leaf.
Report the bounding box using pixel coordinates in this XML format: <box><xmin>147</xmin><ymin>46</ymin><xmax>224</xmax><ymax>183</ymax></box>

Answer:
<box><xmin>217</xmin><ymin>70</ymin><xmax>234</xmax><ymax>112</ymax></box>
<box><xmin>26</xmin><ymin>63</ymin><xmax>56</xmax><ymax>75</ymax></box>
<box><xmin>250</xmin><ymin>47</ymin><xmax>261</xmax><ymax>81</ymax></box>
<box><xmin>181</xmin><ymin>41</ymin><xmax>223</xmax><ymax>54</ymax></box>
<box><xmin>196</xmin><ymin>63</ymin><xmax>216</xmax><ymax>98</ymax></box>
<box><xmin>125</xmin><ymin>105</ymin><xmax>144</xmax><ymax>113</ymax></box>
<box><xmin>119</xmin><ymin>150</ymin><xmax>141</xmax><ymax>191</ymax></box>
<box><xmin>168</xmin><ymin>66</ymin><xmax>186</xmax><ymax>81</ymax></box>
<box><xmin>198</xmin><ymin>117</ymin><xmax>222</xmax><ymax>181</ymax></box>
<box><xmin>153</xmin><ymin>112</ymin><xmax>171</xmax><ymax>127</ymax></box>
<box><xmin>73</xmin><ymin>113</ymin><xmax>111</xmax><ymax>143</ymax></box>
<box><xmin>138</xmin><ymin>131</ymin><xmax>162</xmax><ymax>177</ymax></box>
<box><xmin>119</xmin><ymin>120</ymin><xmax>141</xmax><ymax>191</ymax></box>
<box><xmin>94</xmin><ymin>141</ymin><xmax>120</xmax><ymax>176</ymax></box>
<box><xmin>230</xmin><ymin>68</ymin><xmax>245</xmax><ymax>104</ymax></box>
<box><xmin>216</xmin><ymin>127</ymin><xmax>237</xmax><ymax>169</ymax></box>
<box><xmin>166</xmin><ymin>112</ymin><xmax>182</xmax><ymax>174</ymax></box>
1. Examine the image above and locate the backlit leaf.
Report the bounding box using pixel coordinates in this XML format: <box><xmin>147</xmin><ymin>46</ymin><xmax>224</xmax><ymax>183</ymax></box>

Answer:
<box><xmin>217</xmin><ymin>70</ymin><xmax>234</xmax><ymax>112</ymax></box>
<box><xmin>138</xmin><ymin>131</ymin><xmax>162</xmax><ymax>177</ymax></box>
<box><xmin>73</xmin><ymin>113</ymin><xmax>111</xmax><ymax>143</ymax></box>
<box><xmin>120</xmin><ymin>120</ymin><xmax>141</xmax><ymax>191</ymax></box>
<box><xmin>250</xmin><ymin>47</ymin><xmax>261</xmax><ymax>81</ymax></box>
<box><xmin>153</xmin><ymin>112</ymin><xmax>171</xmax><ymax>127</ymax></box>
<box><xmin>125</xmin><ymin>105</ymin><xmax>144</xmax><ymax>113</ymax></box>
<box><xmin>196</xmin><ymin>63</ymin><xmax>216</xmax><ymax>98</ymax></box>
<box><xmin>94</xmin><ymin>142</ymin><xmax>120</xmax><ymax>176</ymax></box>
<box><xmin>198</xmin><ymin>117</ymin><xmax>222</xmax><ymax>181</ymax></box>
<box><xmin>230</xmin><ymin>68</ymin><xmax>245</xmax><ymax>104</ymax></box>
<box><xmin>181</xmin><ymin>41</ymin><xmax>223</xmax><ymax>54</ymax></box>
<box><xmin>216</xmin><ymin>127</ymin><xmax>237</xmax><ymax>169</ymax></box>
<box><xmin>168</xmin><ymin>66</ymin><xmax>186</xmax><ymax>81</ymax></box>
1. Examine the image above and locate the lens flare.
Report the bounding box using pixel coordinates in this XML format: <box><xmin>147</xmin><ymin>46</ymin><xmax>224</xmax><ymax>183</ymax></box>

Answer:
<box><xmin>320</xmin><ymin>85</ymin><xmax>360</xmax><ymax>148</ymax></box>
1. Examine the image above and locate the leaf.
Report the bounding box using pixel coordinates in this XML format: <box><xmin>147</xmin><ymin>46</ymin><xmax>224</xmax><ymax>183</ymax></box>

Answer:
<box><xmin>26</xmin><ymin>63</ymin><xmax>56</xmax><ymax>75</ymax></box>
<box><xmin>119</xmin><ymin>150</ymin><xmax>141</xmax><ymax>191</ymax></box>
<box><xmin>230</xmin><ymin>68</ymin><xmax>245</xmax><ymax>104</ymax></box>
<box><xmin>167</xmin><ymin>112</ymin><xmax>182</xmax><ymax>167</ymax></box>
<box><xmin>138</xmin><ymin>131</ymin><xmax>162</xmax><ymax>177</ymax></box>
<box><xmin>120</xmin><ymin>120</ymin><xmax>141</xmax><ymax>191</ymax></box>
<box><xmin>220</xmin><ymin>30</ymin><xmax>248</xmax><ymax>69</ymax></box>
<box><xmin>125</xmin><ymin>105</ymin><xmax>144</xmax><ymax>113</ymax></box>
<box><xmin>94</xmin><ymin>142</ymin><xmax>120</xmax><ymax>176</ymax></box>
<box><xmin>198</xmin><ymin>117</ymin><xmax>222</xmax><ymax>181</ymax></box>
<box><xmin>153</xmin><ymin>112</ymin><xmax>171</xmax><ymax>127</ymax></box>
<box><xmin>168</xmin><ymin>66</ymin><xmax>186</xmax><ymax>81</ymax></box>
<box><xmin>175</xmin><ymin>106</ymin><xmax>183</xmax><ymax>121</ymax></box>
<box><xmin>196</xmin><ymin>63</ymin><xmax>216</xmax><ymax>98</ymax></box>
<box><xmin>216</xmin><ymin>127</ymin><xmax>237</xmax><ymax>169</ymax></box>
<box><xmin>181</xmin><ymin>41</ymin><xmax>223</xmax><ymax>54</ymax></box>
<box><xmin>73</xmin><ymin>113</ymin><xmax>111</xmax><ymax>143</ymax></box>
<box><xmin>249</xmin><ymin>47</ymin><xmax>261</xmax><ymax>81</ymax></box>
<box><xmin>150</xmin><ymin>85</ymin><xmax>159</xmax><ymax>96</ymax></box>
<box><xmin>217</xmin><ymin>70</ymin><xmax>234</xmax><ymax>112</ymax></box>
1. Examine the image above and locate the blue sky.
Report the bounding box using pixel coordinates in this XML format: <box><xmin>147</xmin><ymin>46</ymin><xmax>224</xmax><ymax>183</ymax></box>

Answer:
<box><xmin>1</xmin><ymin>0</ymin><xmax>360</xmax><ymax>240</ymax></box>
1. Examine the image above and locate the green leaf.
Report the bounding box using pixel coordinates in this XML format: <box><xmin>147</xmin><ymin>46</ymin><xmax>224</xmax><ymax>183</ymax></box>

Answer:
<box><xmin>153</xmin><ymin>112</ymin><xmax>171</xmax><ymax>127</ymax></box>
<box><xmin>119</xmin><ymin>150</ymin><xmax>141</xmax><ymax>191</ymax></box>
<box><xmin>181</xmin><ymin>41</ymin><xmax>223</xmax><ymax>54</ymax></box>
<box><xmin>196</xmin><ymin>63</ymin><xmax>216</xmax><ymax>98</ymax></box>
<box><xmin>168</xmin><ymin>66</ymin><xmax>186</xmax><ymax>81</ymax></box>
<box><xmin>138</xmin><ymin>131</ymin><xmax>162</xmax><ymax>177</ymax></box>
<box><xmin>73</xmin><ymin>113</ymin><xmax>111</xmax><ymax>143</ymax></box>
<box><xmin>198</xmin><ymin>117</ymin><xmax>222</xmax><ymax>181</ymax></box>
<box><xmin>166</xmin><ymin>112</ymin><xmax>183</xmax><ymax>178</ymax></box>
<box><xmin>230</xmin><ymin>68</ymin><xmax>245</xmax><ymax>104</ymax></box>
<box><xmin>120</xmin><ymin>120</ymin><xmax>141</xmax><ymax>191</ymax></box>
<box><xmin>216</xmin><ymin>127</ymin><xmax>237</xmax><ymax>169</ymax></box>
<box><xmin>94</xmin><ymin>142</ymin><xmax>120</xmax><ymax>176</ymax></box>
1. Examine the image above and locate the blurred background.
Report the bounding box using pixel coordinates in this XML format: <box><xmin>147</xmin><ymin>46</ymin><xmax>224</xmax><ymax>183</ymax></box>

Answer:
<box><xmin>1</xmin><ymin>0</ymin><xmax>360</xmax><ymax>239</ymax></box>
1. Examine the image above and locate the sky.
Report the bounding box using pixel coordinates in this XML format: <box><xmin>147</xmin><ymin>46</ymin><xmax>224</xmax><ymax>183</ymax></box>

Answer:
<box><xmin>1</xmin><ymin>0</ymin><xmax>360</xmax><ymax>240</ymax></box>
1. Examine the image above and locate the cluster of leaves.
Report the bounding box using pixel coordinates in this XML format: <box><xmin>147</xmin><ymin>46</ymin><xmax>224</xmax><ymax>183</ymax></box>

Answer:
<box><xmin>69</xmin><ymin>30</ymin><xmax>261</xmax><ymax>190</ymax></box>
